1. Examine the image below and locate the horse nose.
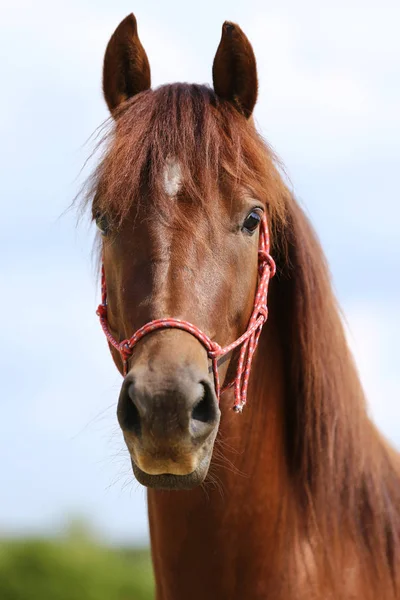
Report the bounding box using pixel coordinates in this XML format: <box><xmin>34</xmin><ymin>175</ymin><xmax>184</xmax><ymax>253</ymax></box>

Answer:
<box><xmin>117</xmin><ymin>367</ymin><xmax>219</xmax><ymax>444</ymax></box>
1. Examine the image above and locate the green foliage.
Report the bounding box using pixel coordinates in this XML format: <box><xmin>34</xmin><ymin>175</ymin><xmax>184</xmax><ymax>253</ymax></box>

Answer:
<box><xmin>0</xmin><ymin>528</ymin><xmax>154</xmax><ymax>600</ymax></box>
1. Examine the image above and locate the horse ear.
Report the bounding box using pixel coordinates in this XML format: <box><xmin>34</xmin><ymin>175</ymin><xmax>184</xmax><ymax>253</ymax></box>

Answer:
<box><xmin>212</xmin><ymin>22</ymin><xmax>258</xmax><ymax>119</ymax></box>
<box><xmin>103</xmin><ymin>14</ymin><xmax>151</xmax><ymax>115</ymax></box>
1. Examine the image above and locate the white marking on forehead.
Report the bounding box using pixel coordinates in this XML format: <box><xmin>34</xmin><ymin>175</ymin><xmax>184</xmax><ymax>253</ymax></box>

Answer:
<box><xmin>163</xmin><ymin>158</ymin><xmax>182</xmax><ymax>197</ymax></box>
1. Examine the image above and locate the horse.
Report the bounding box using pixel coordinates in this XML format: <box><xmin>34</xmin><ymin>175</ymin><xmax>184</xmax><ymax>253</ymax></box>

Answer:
<box><xmin>82</xmin><ymin>13</ymin><xmax>400</xmax><ymax>600</ymax></box>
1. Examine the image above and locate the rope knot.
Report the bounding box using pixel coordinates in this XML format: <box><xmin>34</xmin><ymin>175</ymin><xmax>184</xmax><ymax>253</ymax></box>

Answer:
<box><xmin>256</xmin><ymin>305</ymin><xmax>269</xmax><ymax>320</ymax></box>
<box><xmin>258</xmin><ymin>251</ymin><xmax>276</xmax><ymax>277</ymax></box>
<box><xmin>119</xmin><ymin>341</ymin><xmax>133</xmax><ymax>360</ymax></box>
<box><xmin>207</xmin><ymin>342</ymin><xmax>223</xmax><ymax>360</ymax></box>
<box><xmin>96</xmin><ymin>304</ymin><xmax>107</xmax><ymax>319</ymax></box>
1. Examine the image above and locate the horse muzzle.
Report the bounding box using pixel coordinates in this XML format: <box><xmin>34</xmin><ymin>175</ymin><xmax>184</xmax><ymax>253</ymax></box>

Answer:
<box><xmin>117</xmin><ymin>342</ymin><xmax>220</xmax><ymax>489</ymax></box>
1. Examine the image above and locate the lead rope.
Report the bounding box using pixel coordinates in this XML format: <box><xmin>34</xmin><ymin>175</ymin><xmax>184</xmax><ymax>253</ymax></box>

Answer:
<box><xmin>97</xmin><ymin>216</ymin><xmax>275</xmax><ymax>412</ymax></box>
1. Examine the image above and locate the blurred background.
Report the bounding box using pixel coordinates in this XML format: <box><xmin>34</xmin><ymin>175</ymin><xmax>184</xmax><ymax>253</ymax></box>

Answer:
<box><xmin>1</xmin><ymin>0</ymin><xmax>399</xmax><ymax>597</ymax></box>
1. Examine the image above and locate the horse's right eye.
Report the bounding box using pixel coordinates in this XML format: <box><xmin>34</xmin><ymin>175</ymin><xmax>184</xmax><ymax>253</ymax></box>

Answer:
<box><xmin>95</xmin><ymin>213</ymin><xmax>109</xmax><ymax>236</ymax></box>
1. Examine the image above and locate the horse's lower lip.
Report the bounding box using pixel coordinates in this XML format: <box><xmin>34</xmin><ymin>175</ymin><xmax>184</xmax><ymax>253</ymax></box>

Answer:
<box><xmin>131</xmin><ymin>457</ymin><xmax>209</xmax><ymax>490</ymax></box>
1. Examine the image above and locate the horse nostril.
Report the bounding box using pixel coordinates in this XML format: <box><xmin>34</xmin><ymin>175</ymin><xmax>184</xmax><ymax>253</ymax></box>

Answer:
<box><xmin>117</xmin><ymin>380</ymin><xmax>142</xmax><ymax>436</ymax></box>
<box><xmin>125</xmin><ymin>396</ymin><xmax>142</xmax><ymax>436</ymax></box>
<box><xmin>191</xmin><ymin>381</ymin><xmax>218</xmax><ymax>425</ymax></box>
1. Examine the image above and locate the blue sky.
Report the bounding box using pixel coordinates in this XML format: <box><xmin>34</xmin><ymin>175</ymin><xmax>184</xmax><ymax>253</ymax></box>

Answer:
<box><xmin>1</xmin><ymin>0</ymin><xmax>399</xmax><ymax>545</ymax></box>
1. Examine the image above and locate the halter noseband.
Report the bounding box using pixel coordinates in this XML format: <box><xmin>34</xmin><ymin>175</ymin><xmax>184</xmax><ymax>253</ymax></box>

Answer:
<box><xmin>96</xmin><ymin>216</ymin><xmax>276</xmax><ymax>413</ymax></box>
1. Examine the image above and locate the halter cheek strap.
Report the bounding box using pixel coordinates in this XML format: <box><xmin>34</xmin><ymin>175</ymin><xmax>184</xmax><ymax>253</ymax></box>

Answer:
<box><xmin>96</xmin><ymin>216</ymin><xmax>276</xmax><ymax>413</ymax></box>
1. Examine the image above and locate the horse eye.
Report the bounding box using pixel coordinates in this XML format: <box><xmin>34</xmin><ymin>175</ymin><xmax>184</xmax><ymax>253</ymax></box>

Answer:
<box><xmin>242</xmin><ymin>210</ymin><xmax>262</xmax><ymax>234</ymax></box>
<box><xmin>95</xmin><ymin>212</ymin><xmax>109</xmax><ymax>236</ymax></box>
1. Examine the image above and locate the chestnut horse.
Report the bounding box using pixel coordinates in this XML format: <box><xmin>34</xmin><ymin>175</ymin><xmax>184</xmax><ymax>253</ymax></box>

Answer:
<box><xmin>84</xmin><ymin>13</ymin><xmax>400</xmax><ymax>600</ymax></box>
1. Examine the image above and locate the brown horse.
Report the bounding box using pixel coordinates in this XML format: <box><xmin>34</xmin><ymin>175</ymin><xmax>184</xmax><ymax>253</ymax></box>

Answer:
<box><xmin>83</xmin><ymin>13</ymin><xmax>400</xmax><ymax>600</ymax></box>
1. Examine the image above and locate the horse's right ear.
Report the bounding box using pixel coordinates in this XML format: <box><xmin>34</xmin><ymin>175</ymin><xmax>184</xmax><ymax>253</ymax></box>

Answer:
<box><xmin>103</xmin><ymin>14</ymin><xmax>151</xmax><ymax>115</ymax></box>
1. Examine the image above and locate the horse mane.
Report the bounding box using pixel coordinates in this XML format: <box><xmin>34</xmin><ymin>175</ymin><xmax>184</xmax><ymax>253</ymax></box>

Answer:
<box><xmin>82</xmin><ymin>83</ymin><xmax>400</xmax><ymax>592</ymax></box>
<box><xmin>278</xmin><ymin>200</ymin><xmax>400</xmax><ymax>591</ymax></box>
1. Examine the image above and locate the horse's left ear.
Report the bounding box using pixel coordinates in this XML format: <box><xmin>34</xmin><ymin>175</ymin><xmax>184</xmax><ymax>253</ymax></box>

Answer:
<box><xmin>103</xmin><ymin>13</ymin><xmax>151</xmax><ymax>115</ymax></box>
<box><xmin>212</xmin><ymin>22</ymin><xmax>258</xmax><ymax>119</ymax></box>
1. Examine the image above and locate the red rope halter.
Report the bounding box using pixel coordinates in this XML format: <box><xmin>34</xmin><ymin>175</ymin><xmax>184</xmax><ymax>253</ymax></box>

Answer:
<box><xmin>96</xmin><ymin>216</ymin><xmax>276</xmax><ymax>412</ymax></box>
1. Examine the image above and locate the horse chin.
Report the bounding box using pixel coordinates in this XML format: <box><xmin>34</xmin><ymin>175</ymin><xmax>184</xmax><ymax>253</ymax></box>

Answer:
<box><xmin>131</xmin><ymin>453</ymin><xmax>212</xmax><ymax>490</ymax></box>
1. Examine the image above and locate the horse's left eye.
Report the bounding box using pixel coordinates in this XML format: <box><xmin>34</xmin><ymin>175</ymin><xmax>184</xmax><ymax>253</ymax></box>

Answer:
<box><xmin>243</xmin><ymin>210</ymin><xmax>262</xmax><ymax>233</ymax></box>
<box><xmin>95</xmin><ymin>212</ymin><xmax>109</xmax><ymax>236</ymax></box>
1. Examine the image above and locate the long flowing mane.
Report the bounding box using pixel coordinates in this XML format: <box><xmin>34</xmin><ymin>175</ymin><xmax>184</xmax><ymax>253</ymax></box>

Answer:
<box><xmin>280</xmin><ymin>201</ymin><xmax>400</xmax><ymax>590</ymax></box>
<box><xmin>83</xmin><ymin>83</ymin><xmax>400</xmax><ymax>593</ymax></box>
